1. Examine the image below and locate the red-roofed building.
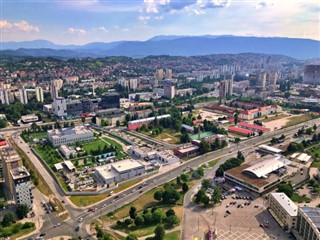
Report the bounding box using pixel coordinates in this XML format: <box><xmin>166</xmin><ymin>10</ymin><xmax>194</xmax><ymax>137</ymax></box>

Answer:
<box><xmin>193</xmin><ymin>119</ymin><xmax>204</xmax><ymax>125</ymax></box>
<box><xmin>228</xmin><ymin>126</ymin><xmax>253</xmax><ymax>136</ymax></box>
<box><xmin>238</xmin><ymin>122</ymin><xmax>270</xmax><ymax>133</ymax></box>
<box><xmin>0</xmin><ymin>137</ymin><xmax>7</xmax><ymax>147</ymax></box>
<box><xmin>239</xmin><ymin>105</ymin><xmax>282</xmax><ymax>120</ymax></box>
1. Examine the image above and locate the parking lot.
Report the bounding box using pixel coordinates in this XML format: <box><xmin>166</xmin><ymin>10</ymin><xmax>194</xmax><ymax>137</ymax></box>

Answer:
<box><xmin>189</xmin><ymin>191</ymin><xmax>290</xmax><ymax>240</ymax></box>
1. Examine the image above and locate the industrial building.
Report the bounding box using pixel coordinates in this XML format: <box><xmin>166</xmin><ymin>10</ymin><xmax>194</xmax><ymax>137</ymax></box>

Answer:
<box><xmin>47</xmin><ymin>126</ymin><xmax>94</xmax><ymax>147</ymax></box>
<box><xmin>268</xmin><ymin>192</ymin><xmax>298</xmax><ymax>230</ymax></box>
<box><xmin>21</xmin><ymin>114</ymin><xmax>39</xmax><ymax>124</ymax></box>
<box><xmin>238</xmin><ymin>122</ymin><xmax>270</xmax><ymax>133</ymax></box>
<box><xmin>174</xmin><ymin>145</ymin><xmax>200</xmax><ymax>158</ymax></box>
<box><xmin>258</xmin><ymin>144</ymin><xmax>283</xmax><ymax>155</ymax></box>
<box><xmin>10</xmin><ymin>167</ymin><xmax>33</xmax><ymax>209</ymax></box>
<box><xmin>94</xmin><ymin>159</ymin><xmax>145</xmax><ymax>185</ymax></box>
<box><xmin>228</xmin><ymin>126</ymin><xmax>253</xmax><ymax>136</ymax></box>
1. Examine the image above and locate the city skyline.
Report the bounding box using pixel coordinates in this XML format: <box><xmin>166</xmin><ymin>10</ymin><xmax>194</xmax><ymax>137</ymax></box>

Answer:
<box><xmin>1</xmin><ymin>0</ymin><xmax>320</xmax><ymax>45</ymax></box>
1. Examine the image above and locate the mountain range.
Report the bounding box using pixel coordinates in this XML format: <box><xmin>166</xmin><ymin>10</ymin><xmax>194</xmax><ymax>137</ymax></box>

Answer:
<box><xmin>1</xmin><ymin>35</ymin><xmax>319</xmax><ymax>59</ymax></box>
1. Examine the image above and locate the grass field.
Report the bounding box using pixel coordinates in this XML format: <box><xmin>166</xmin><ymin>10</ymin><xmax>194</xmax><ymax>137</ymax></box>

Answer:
<box><xmin>155</xmin><ymin>129</ymin><xmax>181</xmax><ymax>144</ymax></box>
<box><xmin>165</xmin><ymin>230</ymin><xmax>181</xmax><ymax>240</ymax></box>
<box><xmin>69</xmin><ymin>178</ymin><xmax>142</xmax><ymax>207</ymax></box>
<box><xmin>311</xmin><ymin>161</ymin><xmax>320</xmax><ymax>168</ymax></box>
<box><xmin>284</xmin><ymin>115</ymin><xmax>314</xmax><ymax>128</ymax></box>
<box><xmin>33</xmin><ymin>144</ymin><xmax>62</xmax><ymax>169</ymax></box>
<box><xmin>21</xmin><ymin>131</ymin><xmax>47</xmax><ymax>143</ymax></box>
<box><xmin>105</xmin><ymin>133</ymin><xmax>132</xmax><ymax>146</ymax></box>
<box><xmin>83</xmin><ymin>139</ymin><xmax>107</xmax><ymax>153</ymax></box>
<box><xmin>291</xmin><ymin>193</ymin><xmax>311</xmax><ymax>203</ymax></box>
<box><xmin>262</xmin><ymin>114</ymin><xmax>288</xmax><ymax>123</ymax></box>
<box><xmin>10</xmin><ymin>225</ymin><xmax>36</xmax><ymax>238</ymax></box>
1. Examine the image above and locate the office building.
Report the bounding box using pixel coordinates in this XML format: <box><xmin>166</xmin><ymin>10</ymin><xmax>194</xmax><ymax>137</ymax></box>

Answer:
<box><xmin>129</xmin><ymin>78</ymin><xmax>138</xmax><ymax>91</ymax></box>
<box><xmin>155</xmin><ymin>69</ymin><xmax>164</xmax><ymax>81</ymax></box>
<box><xmin>53</xmin><ymin>97</ymin><xmax>67</xmax><ymax>117</ymax></box>
<box><xmin>260</xmin><ymin>71</ymin><xmax>267</xmax><ymax>91</ymax></box>
<box><xmin>303</xmin><ymin>65</ymin><xmax>320</xmax><ymax>85</ymax></box>
<box><xmin>47</xmin><ymin>126</ymin><xmax>94</xmax><ymax>147</ymax></box>
<box><xmin>19</xmin><ymin>88</ymin><xmax>28</xmax><ymax>104</ymax></box>
<box><xmin>166</xmin><ymin>69</ymin><xmax>172</xmax><ymax>79</ymax></box>
<box><xmin>1</xmin><ymin>146</ymin><xmax>23</xmax><ymax>197</ymax></box>
<box><xmin>293</xmin><ymin>207</ymin><xmax>320</xmax><ymax>240</ymax></box>
<box><xmin>219</xmin><ymin>79</ymin><xmax>233</xmax><ymax>99</ymax></box>
<box><xmin>99</xmin><ymin>93</ymin><xmax>120</xmax><ymax>109</ymax></box>
<box><xmin>269</xmin><ymin>193</ymin><xmax>298</xmax><ymax>230</ymax></box>
<box><xmin>94</xmin><ymin>159</ymin><xmax>145</xmax><ymax>185</ymax></box>
<box><xmin>35</xmin><ymin>87</ymin><xmax>44</xmax><ymax>102</ymax></box>
<box><xmin>0</xmin><ymin>89</ymin><xmax>10</xmax><ymax>104</ymax></box>
<box><xmin>10</xmin><ymin>167</ymin><xmax>33</xmax><ymax>209</ymax></box>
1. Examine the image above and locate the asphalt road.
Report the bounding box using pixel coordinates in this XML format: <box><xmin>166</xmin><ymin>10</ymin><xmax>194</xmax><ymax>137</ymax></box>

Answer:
<box><xmin>9</xmin><ymin>117</ymin><xmax>320</xmax><ymax>239</ymax></box>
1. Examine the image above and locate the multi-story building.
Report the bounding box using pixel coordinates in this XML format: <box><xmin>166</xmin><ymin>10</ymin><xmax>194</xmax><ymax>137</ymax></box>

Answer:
<box><xmin>129</xmin><ymin>78</ymin><xmax>138</xmax><ymax>91</ymax></box>
<box><xmin>293</xmin><ymin>207</ymin><xmax>320</xmax><ymax>240</ymax></box>
<box><xmin>53</xmin><ymin>97</ymin><xmax>67</xmax><ymax>117</ymax></box>
<box><xmin>0</xmin><ymin>89</ymin><xmax>10</xmax><ymax>105</ymax></box>
<box><xmin>50</xmin><ymin>79</ymin><xmax>63</xmax><ymax>99</ymax></box>
<box><xmin>260</xmin><ymin>71</ymin><xmax>267</xmax><ymax>91</ymax></box>
<box><xmin>10</xmin><ymin>167</ymin><xmax>33</xmax><ymax>209</ymax></box>
<box><xmin>269</xmin><ymin>193</ymin><xmax>298</xmax><ymax>230</ymax></box>
<box><xmin>99</xmin><ymin>93</ymin><xmax>120</xmax><ymax>109</ymax></box>
<box><xmin>47</xmin><ymin>126</ymin><xmax>94</xmax><ymax>147</ymax></box>
<box><xmin>94</xmin><ymin>159</ymin><xmax>145</xmax><ymax>185</ymax></box>
<box><xmin>21</xmin><ymin>114</ymin><xmax>39</xmax><ymax>124</ymax></box>
<box><xmin>1</xmin><ymin>146</ymin><xmax>23</xmax><ymax>198</ymax></box>
<box><xmin>127</xmin><ymin>114</ymin><xmax>171</xmax><ymax>130</ymax></box>
<box><xmin>35</xmin><ymin>87</ymin><xmax>44</xmax><ymax>102</ymax></box>
<box><xmin>19</xmin><ymin>88</ymin><xmax>28</xmax><ymax>104</ymax></box>
<box><xmin>303</xmin><ymin>65</ymin><xmax>320</xmax><ymax>85</ymax></box>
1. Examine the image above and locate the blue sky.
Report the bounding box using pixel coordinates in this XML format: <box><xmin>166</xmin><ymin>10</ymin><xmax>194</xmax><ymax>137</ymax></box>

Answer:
<box><xmin>1</xmin><ymin>0</ymin><xmax>319</xmax><ymax>44</ymax></box>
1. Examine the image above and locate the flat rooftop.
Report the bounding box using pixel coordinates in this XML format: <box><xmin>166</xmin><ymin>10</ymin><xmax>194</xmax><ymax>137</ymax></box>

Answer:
<box><xmin>10</xmin><ymin>167</ymin><xmax>30</xmax><ymax>180</ymax></box>
<box><xmin>270</xmin><ymin>193</ymin><xmax>298</xmax><ymax>217</ymax></box>
<box><xmin>48</xmin><ymin>126</ymin><xmax>92</xmax><ymax>138</ymax></box>
<box><xmin>112</xmin><ymin>159</ymin><xmax>144</xmax><ymax>173</ymax></box>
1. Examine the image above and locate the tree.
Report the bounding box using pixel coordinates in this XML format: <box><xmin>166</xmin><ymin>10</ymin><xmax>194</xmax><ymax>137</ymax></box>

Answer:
<box><xmin>154</xmin><ymin>225</ymin><xmax>165</xmax><ymax>240</ymax></box>
<box><xmin>129</xmin><ymin>207</ymin><xmax>137</xmax><ymax>219</ymax></box>
<box><xmin>1</xmin><ymin>212</ymin><xmax>15</xmax><ymax>227</ymax></box>
<box><xmin>161</xmin><ymin>185</ymin><xmax>180</xmax><ymax>204</ymax></box>
<box><xmin>195</xmin><ymin>189</ymin><xmax>206</xmax><ymax>204</ymax></box>
<box><xmin>165</xmin><ymin>209</ymin><xmax>175</xmax><ymax>217</ymax></box>
<box><xmin>142</xmin><ymin>212</ymin><xmax>153</xmax><ymax>225</ymax></box>
<box><xmin>211</xmin><ymin>187</ymin><xmax>222</xmax><ymax>204</ymax></box>
<box><xmin>0</xmin><ymin>118</ymin><xmax>7</xmax><ymax>129</ymax></box>
<box><xmin>277</xmin><ymin>183</ymin><xmax>294</xmax><ymax>198</ymax></box>
<box><xmin>201</xmin><ymin>194</ymin><xmax>210</xmax><ymax>207</ymax></box>
<box><xmin>16</xmin><ymin>204</ymin><xmax>29</xmax><ymax>219</ymax></box>
<box><xmin>201</xmin><ymin>179</ymin><xmax>211</xmax><ymax>190</ymax></box>
<box><xmin>258</xmin><ymin>130</ymin><xmax>263</xmax><ymax>136</ymax></box>
<box><xmin>81</xmin><ymin>117</ymin><xmax>86</xmax><ymax>124</ymax></box>
<box><xmin>180</xmin><ymin>173</ymin><xmax>190</xmax><ymax>183</ymax></box>
<box><xmin>182</xmin><ymin>183</ymin><xmax>189</xmax><ymax>193</ymax></box>
<box><xmin>196</xmin><ymin>167</ymin><xmax>204</xmax><ymax>177</ymax></box>
<box><xmin>134</xmin><ymin>216</ymin><xmax>144</xmax><ymax>226</ymax></box>
<box><xmin>313</xmin><ymin>124</ymin><xmax>317</xmax><ymax>131</ymax></box>
<box><xmin>152</xmin><ymin>208</ymin><xmax>165</xmax><ymax>224</ymax></box>
<box><xmin>180</xmin><ymin>133</ymin><xmax>191</xmax><ymax>143</ymax></box>
<box><xmin>126</xmin><ymin>233</ymin><xmax>138</xmax><ymax>240</ymax></box>
<box><xmin>116</xmin><ymin>120</ymin><xmax>120</xmax><ymax>127</ymax></box>
<box><xmin>199</xmin><ymin>140</ymin><xmax>211</xmax><ymax>154</ymax></box>
<box><xmin>176</xmin><ymin>176</ymin><xmax>181</xmax><ymax>185</ymax></box>
<box><xmin>234</xmin><ymin>110</ymin><xmax>239</xmax><ymax>125</ymax></box>
<box><xmin>165</xmin><ymin>215</ymin><xmax>179</xmax><ymax>228</ymax></box>
<box><xmin>234</xmin><ymin>137</ymin><xmax>241</xmax><ymax>144</ymax></box>
<box><xmin>154</xmin><ymin>191</ymin><xmax>163</xmax><ymax>202</ymax></box>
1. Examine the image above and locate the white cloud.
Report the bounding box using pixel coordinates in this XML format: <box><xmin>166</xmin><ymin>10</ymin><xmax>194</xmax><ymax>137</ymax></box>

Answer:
<box><xmin>138</xmin><ymin>15</ymin><xmax>151</xmax><ymax>24</ymax></box>
<box><xmin>67</xmin><ymin>28</ymin><xmax>86</xmax><ymax>35</ymax></box>
<box><xmin>0</xmin><ymin>20</ymin><xmax>39</xmax><ymax>33</ymax></box>
<box><xmin>122</xmin><ymin>28</ymin><xmax>130</xmax><ymax>32</ymax></box>
<box><xmin>93</xmin><ymin>26</ymin><xmax>108</xmax><ymax>33</ymax></box>
<box><xmin>198</xmin><ymin>0</ymin><xmax>231</xmax><ymax>9</ymax></box>
<box><xmin>193</xmin><ymin>9</ymin><xmax>206</xmax><ymax>15</ymax></box>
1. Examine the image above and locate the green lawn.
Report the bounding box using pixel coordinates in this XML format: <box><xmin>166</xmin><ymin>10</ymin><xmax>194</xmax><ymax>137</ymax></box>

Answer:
<box><xmin>284</xmin><ymin>115</ymin><xmax>315</xmax><ymax>128</ymax></box>
<box><xmin>154</xmin><ymin>129</ymin><xmax>182</xmax><ymax>144</ymax></box>
<box><xmin>33</xmin><ymin>144</ymin><xmax>62</xmax><ymax>169</ymax></box>
<box><xmin>165</xmin><ymin>230</ymin><xmax>181</xmax><ymax>240</ymax></box>
<box><xmin>102</xmin><ymin>137</ymin><xmax>124</xmax><ymax>151</ymax></box>
<box><xmin>70</xmin><ymin>178</ymin><xmax>142</xmax><ymax>207</ymax></box>
<box><xmin>21</xmin><ymin>131</ymin><xmax>47</xmax><ymax>143</ymax></box>
<box><xmin>83</xmin><ymin>139</ymin><xmax>108</xmax><ymax>154</ymax></box>
<box><xmin>105</xmin><ymin>133</ymin><xmax>132</xmax><ymax>146</ymax></box>
<box><xmin>208</xmin><ymin>159</ymin><xmax>220</xmax><ymax>167</ymax></box>
<box><xmin>291</xmin><ymin>193</ymin><xmax>311</xmax><ymax>203</ymax></box>
<box><xmin>311</xmin><ymin>161</ymin><xmax>320</xmax><ymax>168</ymax></box>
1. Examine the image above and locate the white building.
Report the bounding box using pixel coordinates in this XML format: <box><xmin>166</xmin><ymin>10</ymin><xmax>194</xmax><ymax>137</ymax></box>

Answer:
<box><xmin>153</xmin><ymin>150</ymin><xmax>180</xmax><ymax>165</ymax></box>
<box><xmin>19</xmin><ymin>88</ymin><xmax>28</xmax><ymax>104</ymax></box>
<box><xmin>47</xmin><ymin>126</ymin><xmax>94</xmax><ymax>147</ymax></box>
<box><xmin>10</xmin><ymin>167</ymin><xmax>33</xmax><ymax>209</ymax></box>
<box><xmin>21</xmin><ymin>114</ymin><xmax>39</xmax><ymax>124</ymax></box>
<box><xmin>94</xmin><ymin>159</ymin><xmax>145</xmax><ymax>185</ymax></box>
<box><xmin>52</xmin><ymin>97</ymin><xmax>67</xmax><ymax>117</ymax></box>
<box><xmin>269</xmin><ymin>192</ymin><xmax>298</xmax><ymax>231</ymax></box>
<box><xmin>35</xmin><ymin>87</ymin><xmax>44</xmax><ymax>102</ymax></box>
<box><xmin>64</xmin><ymin>160</ymin><xmax>76</xmax><ymax>172</ymax></box>
<box><xmin>0</xmin><ymin>89</ymin><xmax>10</xmax><ymax>105</ymax></box>
<box><xmin>59</xmin><ymin>145</ymin><xmax>76</xmax><ymax>158</ymax></box>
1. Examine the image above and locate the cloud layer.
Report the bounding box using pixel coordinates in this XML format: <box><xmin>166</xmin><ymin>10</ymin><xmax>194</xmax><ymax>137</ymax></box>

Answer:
<box><xmin>0</xmin><ymin>20</ymin><xmax>39</xmax><ymax>33</ymax></box>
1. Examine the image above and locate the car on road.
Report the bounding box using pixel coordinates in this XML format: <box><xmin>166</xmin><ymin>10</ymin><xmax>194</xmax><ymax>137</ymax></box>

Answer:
<box><xmin>78</xmin><ymin>217</ymin><xmax>83</xmax><ymax>222</ymax></box>
<box><xmin>39</xmin><ymin>233</ymin><xmax>46</xmax><ymax>237</ymax></box>
<box><xmin>139</xmin><ymin>190</ymin><xmax>143</xmax><ymax>194</ymax></box>
<box><xmin>131</xmin><ymin>188</ymin><xmax>136</xmax><ymax>193</ymax></box>
<box><xmin>75</xmin><ymin>226</ymin><xmax>80</xmax><ymax>231</ymax></box>
<box><xmin>88</xmin><ymin>208</ymin><xmax>93</xmax><ymax>212</ymax></box>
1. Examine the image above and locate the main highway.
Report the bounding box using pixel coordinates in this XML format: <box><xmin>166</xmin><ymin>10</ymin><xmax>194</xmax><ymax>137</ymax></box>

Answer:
<box><xmin>5</xmin><ymin>117</ymin><xmax>319</xmax><ymax>239</ymax></box>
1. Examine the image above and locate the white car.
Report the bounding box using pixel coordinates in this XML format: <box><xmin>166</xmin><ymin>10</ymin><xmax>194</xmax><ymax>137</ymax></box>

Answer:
<box><xmin>78</xmin><ymin>217</ymin><xmax>83</xmax><ymax>222</ymax></box>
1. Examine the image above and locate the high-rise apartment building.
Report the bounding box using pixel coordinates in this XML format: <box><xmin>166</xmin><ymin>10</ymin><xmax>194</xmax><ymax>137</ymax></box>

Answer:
<box><xmin>166</xmin><ymin>69</ymin><xmax>172</xmax><ymax>79</ymax></box>
<box><xmin>19</xmin><ymin>88</ymin><xmax>28</xmax><ymax>104</ymax></box>
<box><xmin>293</xmin><ymin>207</ymin><xmax>320</xmax><ymax>240</ymax></box>
<box><xmin>260</xmin><ymin>71</ymin><xmax>267</xmax><ymax>91</ymax></box>
<box><xmin>303</xmin><ymin>65</ymin><xmax>320</xmax><ymax>85</ymax></box>
<box><xmin>10</xmin><ymin>167</ymin><xmax>33</xmax><ymax>209</ymax></box>
<box><xmin>163</xmin><ymin>80</ymin><xmax>175</xmax><ymax>99</ymax></box>
<box><xmin>219</xmin><ymin>79</ymin><xmax>233</xmax><ymax>99</ymax></box>
<box><xmin>35</xmin><ymin>87</ymin><xmax>44</xmax><ymax>102</ymax></box>
<box><xmin>155</xmin><ymin>69</ymin><xmax>164</xmax><ymax>81</ymax></box>
<box><xmin>129</xmin><ymin>78</ymin><xmax>138</xmax><ymax>91</ymax></box>
<box><xmin>50</xmin><ymin>79</ymin><xmax>63</xmax><ymax>100</ymax></box>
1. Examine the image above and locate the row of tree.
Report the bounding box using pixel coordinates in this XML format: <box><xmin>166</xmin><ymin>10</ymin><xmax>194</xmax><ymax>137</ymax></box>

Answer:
<box><xmin>215</xmin><ymin>152</ymin><xmax>245</xmax><ymax>177</ymax></box>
